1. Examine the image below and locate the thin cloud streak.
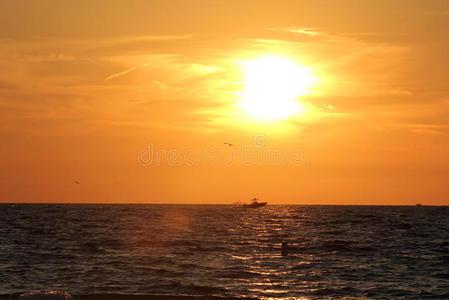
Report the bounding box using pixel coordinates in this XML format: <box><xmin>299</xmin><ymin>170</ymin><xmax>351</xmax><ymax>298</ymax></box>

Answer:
<box><xmin>268</xmin><ymin>27</ymin><xmax>327</xmax><ymax>36</ymax></box>
<box><xmin>105</xmin><ymin>66</ymin><xmax>139</xmax><ymax>81</ymax></box>
<box><xmin>105</xmin><ymin>62</ymin><xmax>154</xmax><ymax>81</ymax></box>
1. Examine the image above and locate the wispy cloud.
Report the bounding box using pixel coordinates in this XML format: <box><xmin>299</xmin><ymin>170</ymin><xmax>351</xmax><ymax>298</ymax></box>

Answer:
<box><xmin>105</xmin><ymin>66</ymin><xmax>139</xmax><ymax>81</ymax></box>
<box><xmin>394</xmin><ymin>123</ymin><xmax>449</xmax><ymax>135</ymax></box>
<box><xmin>151</xmin><ymin>80</ymin><xmax>186</xmax><ymax>90</ymax></box>
<box><xmin>268</xmin><ymin>27</ymin><xmax>327</xmax><ymax>37</ymax></box>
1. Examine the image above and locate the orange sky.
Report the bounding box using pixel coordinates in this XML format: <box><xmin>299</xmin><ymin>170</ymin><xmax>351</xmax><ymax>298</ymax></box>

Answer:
<box><xmin>1</xmin><ymin>0</ymin><xmax>448</xmax><ymax>205</ymax></box>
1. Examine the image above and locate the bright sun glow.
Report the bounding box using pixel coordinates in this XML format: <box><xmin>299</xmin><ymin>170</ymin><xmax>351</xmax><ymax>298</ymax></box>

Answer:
<box><xmin>240</xmin><ymin>56</ymin><xmax>315</xmax><ymax>120</ymax></box>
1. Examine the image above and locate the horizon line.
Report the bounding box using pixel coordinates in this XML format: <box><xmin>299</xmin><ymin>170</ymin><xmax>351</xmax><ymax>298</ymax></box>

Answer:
<box><xmin>1</xmin><ymin>202</ymin><xmax>445</xmax><ymax>206</ymax></box>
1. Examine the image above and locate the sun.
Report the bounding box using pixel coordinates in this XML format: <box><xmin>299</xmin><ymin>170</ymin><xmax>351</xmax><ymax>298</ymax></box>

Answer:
<box><xmin>240</xmin><ymin>55</ymin><xmax>315</xmax><ymax>120</ymax></box>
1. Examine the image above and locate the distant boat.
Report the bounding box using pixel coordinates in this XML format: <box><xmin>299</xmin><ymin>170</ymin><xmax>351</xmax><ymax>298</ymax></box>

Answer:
<box><xmin>243</xmin><ymin>198</ymin><xmax>267</xmax><ymax>208</ymax></box>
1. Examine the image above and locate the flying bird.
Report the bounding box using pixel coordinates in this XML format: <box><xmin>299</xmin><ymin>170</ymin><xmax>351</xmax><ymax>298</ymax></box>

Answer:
<box><xmin>74</xmin><ymin>181</ymin><xmax>80</xmax><ymax>184</ymax></box>
<box><xmin>224</xmin><ymin>142</ymin><xmax>233</xmax><ymax>146</ymax></box>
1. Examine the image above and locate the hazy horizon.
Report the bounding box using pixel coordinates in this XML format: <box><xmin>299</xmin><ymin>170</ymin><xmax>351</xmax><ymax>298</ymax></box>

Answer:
<box><xmin>2</xmin><ymin>202</ymin><xmax>445</xmax><ymax>206</ymax></box>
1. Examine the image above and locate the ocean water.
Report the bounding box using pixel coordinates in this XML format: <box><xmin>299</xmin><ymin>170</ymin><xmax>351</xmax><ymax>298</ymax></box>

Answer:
<box><xmin>1</xmin><ymin>204</ymin><xmax>449</xmax><ymax>299</ymax></box>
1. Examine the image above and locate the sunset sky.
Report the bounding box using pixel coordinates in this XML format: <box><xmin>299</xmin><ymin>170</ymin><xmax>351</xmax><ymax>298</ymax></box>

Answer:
<box><xmin>1</xmin><ymin>0</ymin><xmax>448</xmax><ymax>205</ymax></box>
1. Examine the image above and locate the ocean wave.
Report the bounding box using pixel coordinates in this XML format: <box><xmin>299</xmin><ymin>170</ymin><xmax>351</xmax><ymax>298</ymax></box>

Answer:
<box><xmin>0</xmin><ymin>293</ymin><xmax>256</xmax><ymax>300</ymax></box>
<box><xmin>2</xmin><ymin>204</ymin><xmax>449</xmax><ymax>299</ymax></box>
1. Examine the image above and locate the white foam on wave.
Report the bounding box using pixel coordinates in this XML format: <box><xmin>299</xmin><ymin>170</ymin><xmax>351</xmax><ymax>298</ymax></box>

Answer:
<box><xmin>19</xmin><ymin>291</ymin><xmax>72</xmax><ymax>300</ymax></box>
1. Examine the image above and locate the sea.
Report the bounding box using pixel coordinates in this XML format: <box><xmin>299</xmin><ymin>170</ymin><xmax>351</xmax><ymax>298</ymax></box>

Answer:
<box><xmin>1</xmin><ymin>204</ymin><xmax>449</xmax><ymax>299</ymax></box>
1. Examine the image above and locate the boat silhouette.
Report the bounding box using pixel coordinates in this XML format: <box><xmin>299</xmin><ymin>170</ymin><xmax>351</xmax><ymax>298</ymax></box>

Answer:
<box><xmin>243</xmin><ymin>198</ymin><xmax>267</xmax><ymax>208</ymax></box>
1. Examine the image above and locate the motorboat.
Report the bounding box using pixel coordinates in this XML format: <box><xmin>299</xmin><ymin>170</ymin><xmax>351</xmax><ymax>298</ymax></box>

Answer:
<box><xmin>243</xmin><ymin>198</ymin><xmax>267</xmax><ymax>208</ymax></box>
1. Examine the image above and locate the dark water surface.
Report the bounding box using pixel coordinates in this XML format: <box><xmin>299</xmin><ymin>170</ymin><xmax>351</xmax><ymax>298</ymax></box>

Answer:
<box><xmin>1</xmin><ymin>204</ymin><xmax>449</xmax><ymax>299</ymax></box>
